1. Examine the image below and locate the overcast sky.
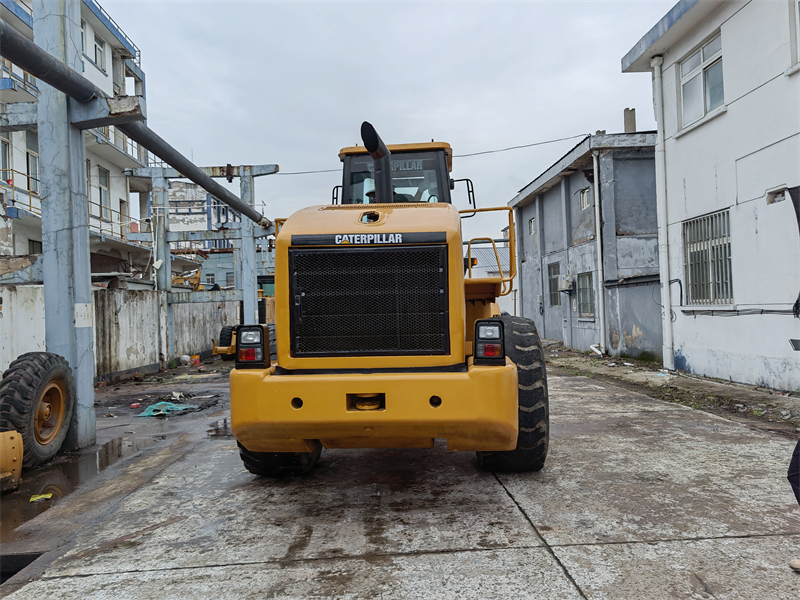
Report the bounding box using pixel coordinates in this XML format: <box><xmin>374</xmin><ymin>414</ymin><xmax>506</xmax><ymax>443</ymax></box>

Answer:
<box><xmin>106</xmin><ymin>0</ymin><xmax>673</xmax><ymax>237</ymax></box>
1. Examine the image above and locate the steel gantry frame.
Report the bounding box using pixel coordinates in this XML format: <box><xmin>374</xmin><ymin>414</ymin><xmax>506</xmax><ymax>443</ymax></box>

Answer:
<box><xmin>127</xmin><ymin>165</ymin><xmax>278</xmax><ymax>359</ymax></box>
<box><xmin>0</xmin><ymin>1</ymin><xmax>274</xmax><ymax>449</ymax></box>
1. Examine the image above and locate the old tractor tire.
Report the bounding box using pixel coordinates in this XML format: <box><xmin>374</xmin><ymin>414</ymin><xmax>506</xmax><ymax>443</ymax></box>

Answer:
<box><xmin>219</xmin><ymin>325</ymin><xmax>236</xmax><ymax>361</ymax></box>
<box><xmin>476</xmin><ymin>316</ymin><xmax>549</xmax><ymax>473</ymax></box>
<box><xmin>0</xmin><ymin>353</ymin><xmax>75</xmax><ymax>469</ymax></box>
<box><xmin>238</xmin><ymin>442</ymin><xmax>321</xmax><ymax>477</ymax></box>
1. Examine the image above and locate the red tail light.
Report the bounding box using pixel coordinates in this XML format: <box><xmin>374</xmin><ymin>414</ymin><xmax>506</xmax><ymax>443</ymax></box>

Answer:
<box><xmin>238</xmin><ymin>347</ymin><xmax>262</xmax><ymax>362</ymax></box>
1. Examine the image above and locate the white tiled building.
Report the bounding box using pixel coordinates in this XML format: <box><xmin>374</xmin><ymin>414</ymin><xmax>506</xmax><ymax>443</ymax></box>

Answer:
<box><xmin>622</xmin><ymin>0</ymin><xmax>800</xmax><ymax>389</ymax></box>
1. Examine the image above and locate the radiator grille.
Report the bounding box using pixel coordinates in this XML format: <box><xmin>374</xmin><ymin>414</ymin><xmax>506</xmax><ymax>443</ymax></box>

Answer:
<box><xmin>289</xmin><ymin>245</ymin><xmax>449</xmax><ymax>356</ymax></box>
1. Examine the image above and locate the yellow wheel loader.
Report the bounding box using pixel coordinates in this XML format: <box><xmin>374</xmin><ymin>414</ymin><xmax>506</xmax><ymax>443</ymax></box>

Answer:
<box><xmin>230</xmin><ymin>122</ymin><xmax>549</xmax><ymax>476</ymax></box>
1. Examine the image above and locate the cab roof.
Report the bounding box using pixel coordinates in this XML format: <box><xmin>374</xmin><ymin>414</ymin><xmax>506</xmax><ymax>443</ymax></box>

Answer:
<box><xmin>339</xmin><ymin>142</ymin><xmax>453</xmax><ymax>172</ymax></box>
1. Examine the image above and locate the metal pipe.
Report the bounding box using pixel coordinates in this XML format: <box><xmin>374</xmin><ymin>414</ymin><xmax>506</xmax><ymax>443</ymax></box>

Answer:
<box><xmin>592</xmin><ymin>150</ymin><xmax>607</xmax><ymax>355</ymax></box>
<box><xmin>120</xmin><ymin>121</ymin><xmax>270</xmax><ymax>227</ymax></box>
<box><xmin>1</xmin><ymin>19</ymin><xmax>97</xmax><ymax>102</ymax></box>
<box><xmin>0</xmin><ymin>19</ymin><xmax>270</xmax><ymax>228</ymax></box>
<box><xmin>360</xmin><ymin>121</ymin><xmax>393</xmax><ymax>204</ymax></box>
<box><xmin>651</xmin><ymin>56</ymin><xmax>675</xmax><ymax>370</ymax></box>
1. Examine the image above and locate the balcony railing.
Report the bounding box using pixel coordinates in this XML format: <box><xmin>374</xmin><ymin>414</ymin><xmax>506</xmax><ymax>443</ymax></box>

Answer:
<box><xmin>83</xmin><ymin>0</ymin><xmax>141</xmax><ymax>67</ymax></box>
<box><xmin>1</xmin><ymin>58</ymin><xmax>39</xmax><ymax>97</ymax></box>
<box><xmin>3</xmin><ymin>170</ymin><xmax>206</xmax><ymax>263</ymax></box>
<box><xmin>91</xmin><ymin>126</ymin><xmax>169</xmax><ymax>169</ymax></box>
<box><xmin>1</xmin><ymin>168</ymin><xmax>41</xmax><ymax>212</ymax></box>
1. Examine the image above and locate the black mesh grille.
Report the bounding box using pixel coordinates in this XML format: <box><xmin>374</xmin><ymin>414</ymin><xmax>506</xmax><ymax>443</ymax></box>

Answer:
<box><xmin>289</xmin><ymin>245</ymin><xmax>449</xmax><ymax>356</ymax></box>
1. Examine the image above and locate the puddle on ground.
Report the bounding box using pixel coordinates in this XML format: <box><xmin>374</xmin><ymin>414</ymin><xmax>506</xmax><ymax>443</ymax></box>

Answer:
<box><xmin>207</xmin><ymin>417</ymin><xmax>232</xmax><ymax>437</ymax></box>
<box><xmin>0</xmin><ymin>436</ymin><xmax>157</xmax><ymax>543</ymax></box>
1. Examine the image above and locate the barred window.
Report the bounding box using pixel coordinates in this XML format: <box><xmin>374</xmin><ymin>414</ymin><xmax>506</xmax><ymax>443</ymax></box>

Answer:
<box><xmin>578</xmin><ymin>272</ymin><xmax>595</xmax><ymax>317</ymax></box>
<box><xmin>548</xmin><ymin>262</ymin><xmax>560</xmax><ymax>307</ymax></box>
<box><xmin>683</xmin><ymin>210</ymin><xmax>732</xmax><ymax>304</ymax></box>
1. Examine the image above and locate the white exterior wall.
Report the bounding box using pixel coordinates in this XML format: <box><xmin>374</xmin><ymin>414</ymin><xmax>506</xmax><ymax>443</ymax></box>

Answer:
<box><xmin>79</xmin><ymin>18</ymin><xmax>114</xmax><ymax>98</ymax></box>
<box><xmin>657</xmin><ymin>0</ymin><xmax>800</xmax><ymax>389</ymax></box>
<box><xmin>0</xmin><ymin>285</ymin><xmax>46</xmax><ymax>372</ymax></box>
<box><xmin>87</xmin><ymin>150</ymin><xmax>130</xmax><ymax>237</ymax></box>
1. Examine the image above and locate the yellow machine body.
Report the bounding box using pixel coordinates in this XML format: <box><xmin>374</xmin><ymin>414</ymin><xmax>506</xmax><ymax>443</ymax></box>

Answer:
<box><xmin>212</xmin><ymin>330</ymin><xmax>237</xmax><ymax>358</ymax></box>
<box><xmin>0</xmin><ymin>430</ymin><xmax>23</xmax><ymax>491</ymax></box>
<box><xmin>232</xmin><ymin>359</ymin><xmax>518</xmax><ymax>453</ymax></box>
<box><xmin>231</xmin><ymin>142</ymin><xmax>520</xmax><ymax>453</ymax></box>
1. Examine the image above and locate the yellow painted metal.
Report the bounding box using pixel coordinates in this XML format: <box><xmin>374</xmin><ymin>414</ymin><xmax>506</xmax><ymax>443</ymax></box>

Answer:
<box><xmin>172</xmin><ymin>270</ymin><xmax>202</xmax><ymax>291</ymax></box>
<box><xmin>462</xmin><ymin>206</ymin><xmax>517</xmax><ymax>296</ymax></box>
<box><xmin>339</xmin><ymin>142</ymin><xmax>453</xmax><ymax>171</ymax></box>
<box><xmin>274</xmin><ymin>203</ymin><xmax>467</xmax><ymax>371</ymax></box>
<box><xmin>35</xmin><ymin>380</ymin><xmax>66</xmax><ymax>445</ymax></box>
<box><xmin>212</xmin><ymin>330</ymin><xmax>237</xmax><ymax>357</ymax></box>
<box><xmin>230</xmin><ymin>141</ymin><xmax>523</xmax><ymax>456</ymax></box>
<box><xmin>231</xmin><ymin>359</ymin><xmax>519</xmax><ymax>453</ymax></box>
<box><xmin>0</xmin><ymin>430</ymin><xmax>23</xmax><ymax>491</ymax></box>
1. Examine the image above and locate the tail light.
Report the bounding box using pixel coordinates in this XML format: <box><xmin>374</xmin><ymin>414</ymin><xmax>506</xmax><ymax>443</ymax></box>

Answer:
<box><xmin>473</xmin><ymin>320</ymin><xmax>505</xmax><ymax>365</ymax></box>
<box><xmin>235</xmin><ymin>325</ymin><xmax>268</xmax><ymax>369</ymax></box>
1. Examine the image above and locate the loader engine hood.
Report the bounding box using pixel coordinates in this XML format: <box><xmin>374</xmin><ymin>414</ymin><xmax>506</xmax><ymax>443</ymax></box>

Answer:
<box><xmin>274</xmin><ymin>203</ymin><xmax>467</xmax><ymax>371</ymax></box>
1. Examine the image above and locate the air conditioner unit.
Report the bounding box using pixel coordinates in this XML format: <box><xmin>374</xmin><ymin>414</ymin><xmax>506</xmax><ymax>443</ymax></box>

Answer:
<box><xmin>557</xmin><ymin>273</ymin><xmax>573</xmax><ymax>292</ymax></box>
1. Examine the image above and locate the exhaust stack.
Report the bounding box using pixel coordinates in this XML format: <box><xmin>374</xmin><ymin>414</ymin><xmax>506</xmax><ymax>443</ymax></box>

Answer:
<box><xmin>360</xmin><ymin>122</ymin><xmax>393</xmax><ymax>203</ymax></box>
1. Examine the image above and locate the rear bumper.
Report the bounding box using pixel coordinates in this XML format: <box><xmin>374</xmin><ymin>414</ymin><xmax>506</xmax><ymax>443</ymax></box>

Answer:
<box><xmin>230</xmin><ymin>360</ymin><xmax>518</xmax><ymax>452</ymax></box>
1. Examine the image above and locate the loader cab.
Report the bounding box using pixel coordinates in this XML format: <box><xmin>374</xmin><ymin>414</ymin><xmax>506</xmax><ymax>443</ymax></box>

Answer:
<box><xmin>338</xmin><ymin>143</ymin><xmax>453</xmax><ymax>205</ymax></box>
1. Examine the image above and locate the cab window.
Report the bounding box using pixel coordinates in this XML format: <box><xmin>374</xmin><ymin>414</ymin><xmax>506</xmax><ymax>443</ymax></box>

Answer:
<box><xmin>343</xmin><ymin>151</ymin><xmax>448</xmax><ymax>204</ymax></box>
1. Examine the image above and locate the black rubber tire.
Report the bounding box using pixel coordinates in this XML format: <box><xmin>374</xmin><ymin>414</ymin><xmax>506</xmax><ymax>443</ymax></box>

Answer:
<box><xmin>476</xmin><ymin>316</ymin><xmax>549</xmax><ymax>473</ymax></box>
<box><xmin>219</xmin><ymin>325</ymin><xmax>236</xmax><ymax>361</ymax></box>
<box><xmin>0</xmin><ymin>352</ymin><xmax>75</xmax><ymax>469</ymax></box>
<box><xmin>238</xmin><ymin>441</ymin><xmax>321</xmax><ymax>477</ymax></box>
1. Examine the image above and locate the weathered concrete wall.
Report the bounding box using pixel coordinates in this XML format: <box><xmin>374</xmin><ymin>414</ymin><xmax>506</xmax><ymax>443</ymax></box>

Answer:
<box><xmin>0</xmin><ymin>254</ymin><xmax>42</xmax><ymax>283</ymax></box>
<box><xmin>93</xmin><ymin>289</ymin><xmax>167</xmax><ymax>379</ymax></box>
<box><xmin>541</xmin><ymin>186</ymin><xmax>562</xmax><ymax>255</ymax></box>
<box><xmin>0</xmin><ymin>284</ymin><xmax>46</xmax><ymax>373</ymax></box>
<box><xmin>606</xmin><ymin>283</ymin><xmax>663</xmax><ymax>358</ymax></box>
<box><xmin>515</xmin><ymin>140</ymin><xmax>661</xmax><ymax>356</ymax></box>
<box><xmin>1</xmin><ymin>285</ymin><xmax>240</xmax><ymax>380</ymax></box>
<box><xmin>172</xmin><ymin>301</ymin><xmax>239</xmax><ymax>359</ymax></box>
<box><xmin>569</xmin><ymin>168</ymin><xmax>595</xmax><ymax>245</ymax></box>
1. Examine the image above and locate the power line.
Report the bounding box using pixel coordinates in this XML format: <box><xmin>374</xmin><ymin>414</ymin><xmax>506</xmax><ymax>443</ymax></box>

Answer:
<box><xmin>453</xmin><ymin>134</ymin><xmax>589</xmax><ymax>158</ymax></box>
<box><xmin>274</xmin><ymin>134</ymin><xmax>590</xmax><ymax>174</ymax></box>
<box><xmin>277</xmin><ymin>168</ymin><xmax>339</xmax><ymax>176</ymax></box>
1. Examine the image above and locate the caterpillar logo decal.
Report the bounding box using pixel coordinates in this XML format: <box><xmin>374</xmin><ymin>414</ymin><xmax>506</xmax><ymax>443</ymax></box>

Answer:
<box><xmin>335</xmin><ymin>233</ymin><xmax>402</xmax><ymax>245</ymax></box>
<box><xmin>290</xmin><ymin>232</ymin><xmax>447</xmax><ymax>246</ymax></box>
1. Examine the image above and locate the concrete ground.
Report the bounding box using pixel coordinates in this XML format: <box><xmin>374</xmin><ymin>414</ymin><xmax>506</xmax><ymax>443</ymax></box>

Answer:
<box><xmin>1</xmin><ymin>370</ymin><xmax>800</xmax><ymax>599</ymax></box>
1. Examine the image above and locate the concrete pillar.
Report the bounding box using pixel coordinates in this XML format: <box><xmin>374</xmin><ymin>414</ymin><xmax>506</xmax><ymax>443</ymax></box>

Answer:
<box><xmin>152</xmin><ymin>170</ymin><xmax>174</xmax><ymax>360</ymax></box>
<box><xmin>239</xmin><ymin>166</ymin><xmax>258</xmax><ymax>324</ymax></box>
<box><xmin>33</xmin><ymin>0</ymin><xmax>95</xmax><ymax>448</ymax></box>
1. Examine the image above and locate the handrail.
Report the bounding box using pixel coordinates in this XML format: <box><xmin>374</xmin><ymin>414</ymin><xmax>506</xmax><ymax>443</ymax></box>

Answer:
<box><xmin>459</xmin><ymin>206</ymin><xmax>517</xmax><ymax>297</ymax></box>
<box><xmin>0</xmin><ymin>58</ymin><xmax>39</xmax><ymax>95</ymax></box>
<box><xmin>83</xmin><ymin>0</ymin><xmax>141</xmax><ymax>66</ymax></box>
<box><xmin>1</xmin><ymin>168</ymin><xmax>40</xmax><ymax>204</ymax></box>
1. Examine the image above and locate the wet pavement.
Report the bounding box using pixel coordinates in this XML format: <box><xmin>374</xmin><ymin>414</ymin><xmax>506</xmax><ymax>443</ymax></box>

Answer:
<box><xmin>1</xmin><ymin>372</ymin><xmax>799</xmax><ymax>598</ymax></box>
